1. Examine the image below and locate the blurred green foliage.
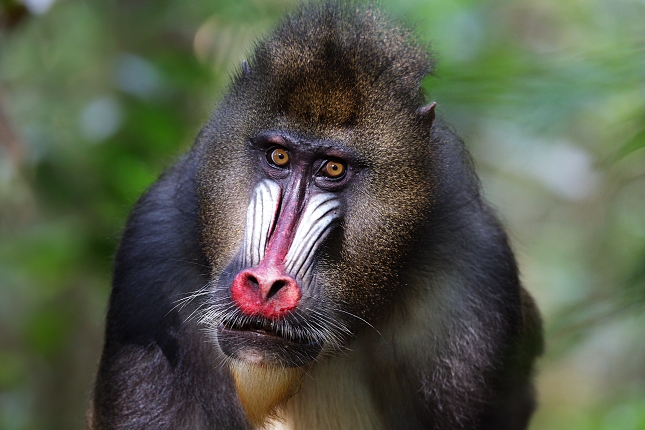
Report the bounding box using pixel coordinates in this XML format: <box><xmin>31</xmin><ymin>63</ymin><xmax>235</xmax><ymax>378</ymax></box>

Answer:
<box><xmin>0</xmin><ymin>0</ymin><xmax>644</xmax><ymax>429</ymax></box>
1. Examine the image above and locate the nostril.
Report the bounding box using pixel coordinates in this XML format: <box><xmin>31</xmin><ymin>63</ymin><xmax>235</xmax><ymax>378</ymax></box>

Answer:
<box><xmin>247</xmin><ymin>274</ymin><xmax>259</xmax><ymax>290</ymax></box>
<box><xmin>267</xmin><ymin>280</ymin><xmax>287</xmax><ymax>299</ymax></box>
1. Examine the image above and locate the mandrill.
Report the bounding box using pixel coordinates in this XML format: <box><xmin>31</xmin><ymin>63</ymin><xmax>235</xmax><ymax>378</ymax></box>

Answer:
<box><xmin>88</xmin><ymin>3</ymin><xmax>543</xmax><ymax>430</ymax></box>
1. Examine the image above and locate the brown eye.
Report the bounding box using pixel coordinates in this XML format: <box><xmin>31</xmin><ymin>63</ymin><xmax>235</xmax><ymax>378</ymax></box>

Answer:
<box><xmin>321</xmin><ymin>160</ymin><xmax>345</xmax><ymax>178</ymax></box>
<box><xmin>268</xmin><ymin>148</ymin><xmax>290</xmax><ymax>166</ymax></box>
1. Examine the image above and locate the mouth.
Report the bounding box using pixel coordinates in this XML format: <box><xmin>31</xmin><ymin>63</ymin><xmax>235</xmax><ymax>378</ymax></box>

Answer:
<box><xmin>216</xmin><ymin>319</ymin><xmax>323</xmax><ymax>367</ymax></box>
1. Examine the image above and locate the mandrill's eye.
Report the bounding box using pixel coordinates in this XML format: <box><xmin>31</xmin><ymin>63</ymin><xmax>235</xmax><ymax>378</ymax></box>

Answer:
<box><xmin>320</xmin><ymin>160</ymin><xmax>346</xmax><ymax>178</ymax></box>
<box><xmin>267</xmin><ymin>147</ymin><xmax>290</xmax><ymax>167</ymax></box>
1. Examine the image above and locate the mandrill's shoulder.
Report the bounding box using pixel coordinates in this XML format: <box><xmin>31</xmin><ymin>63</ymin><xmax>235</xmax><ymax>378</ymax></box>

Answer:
<box><xmin>107</xmin><ymin>155</ymin><xmax>205</xmax><ymax>340</ymax></box>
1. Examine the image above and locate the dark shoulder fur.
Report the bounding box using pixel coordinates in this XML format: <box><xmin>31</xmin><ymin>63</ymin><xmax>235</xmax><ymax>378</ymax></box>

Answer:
<box><xmin>90</xmin><ymin>154</ymin><xmax>249</xmax><ymax>429</ymax></box>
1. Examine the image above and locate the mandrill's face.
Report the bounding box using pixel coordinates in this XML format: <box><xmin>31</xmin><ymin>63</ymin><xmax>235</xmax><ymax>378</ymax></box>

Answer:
<box><xmin>205</xmin><ymin>130</ymin><xmax>358</xmax><ymax>369</ymax></box>
<box><xmin>196</xmin><ymin>114</ymin><xmax>434</xmax><ymax>373</ymax></box>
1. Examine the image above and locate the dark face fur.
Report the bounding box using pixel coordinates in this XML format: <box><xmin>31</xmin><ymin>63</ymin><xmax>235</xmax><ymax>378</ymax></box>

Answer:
<box><xmin>195</xmin><ymin>5</ymin><xmax>436</xmax><ymax>369</ymax></box>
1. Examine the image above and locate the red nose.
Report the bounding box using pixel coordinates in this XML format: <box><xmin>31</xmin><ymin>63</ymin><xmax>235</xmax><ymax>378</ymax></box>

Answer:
<box><xmin>230</xmin><ymin>264</ymin><xmax>301</xmax><ymax>319</ymax></box>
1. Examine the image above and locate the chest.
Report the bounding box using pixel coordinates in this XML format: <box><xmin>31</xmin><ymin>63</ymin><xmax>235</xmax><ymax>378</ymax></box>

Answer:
<box><xmin>263</xmin><ymin>349</ymin><xmax>384</xmax><ymax>430</ymax></box>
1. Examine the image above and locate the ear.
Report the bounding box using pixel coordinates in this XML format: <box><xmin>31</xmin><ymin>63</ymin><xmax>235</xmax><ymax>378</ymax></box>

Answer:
<box><xmin>417</xmin><ymin>102</ymin><xmax>436</xmax><ymax>128</ymax></box>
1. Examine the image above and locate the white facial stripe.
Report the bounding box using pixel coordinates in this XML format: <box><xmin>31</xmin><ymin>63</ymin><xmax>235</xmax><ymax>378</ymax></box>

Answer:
<box><xmin>285</xmin><ymin>196</ymin><xmax>337</xmax><ymax>274</ymax></box>
<box><xmin>285</xmin><ymin>193</ymin><xmax>340</xmax><ymax>281</ymax></box>
<box><xmin>243</xmin><ymin>180</ymin><xmax>281</xmax><ymax>267</ymax></box>
<box><xmin>242</xmin><ymin>180</ymin><xmax>339</xmax><ymax>280</ymax></box>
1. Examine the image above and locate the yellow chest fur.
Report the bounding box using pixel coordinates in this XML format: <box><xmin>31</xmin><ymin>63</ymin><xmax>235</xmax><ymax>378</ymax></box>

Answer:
<box><xmin>261</xmin><ymin>352</ymin><xmax>383</xmax><ymax>430</ymax></box>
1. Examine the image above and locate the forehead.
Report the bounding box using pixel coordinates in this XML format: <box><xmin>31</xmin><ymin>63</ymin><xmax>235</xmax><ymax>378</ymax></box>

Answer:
<box><xmin>282</xmin><ymin>72</ymin><xmax>362</xmax><ymax>128</ymax></box>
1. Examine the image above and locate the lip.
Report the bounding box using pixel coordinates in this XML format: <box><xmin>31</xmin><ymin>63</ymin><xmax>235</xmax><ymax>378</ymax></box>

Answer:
<box><xmin>217</xmin><ymin>322</ymin><xmax>322</xmax><ymax>367</ymax></box>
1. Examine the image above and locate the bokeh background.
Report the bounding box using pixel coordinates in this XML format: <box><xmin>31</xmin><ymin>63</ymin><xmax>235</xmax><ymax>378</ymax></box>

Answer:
<box><xmin>1</xmin><ymin>0</ymin><xmax>644</xmax><ymax>428</ymax></box>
